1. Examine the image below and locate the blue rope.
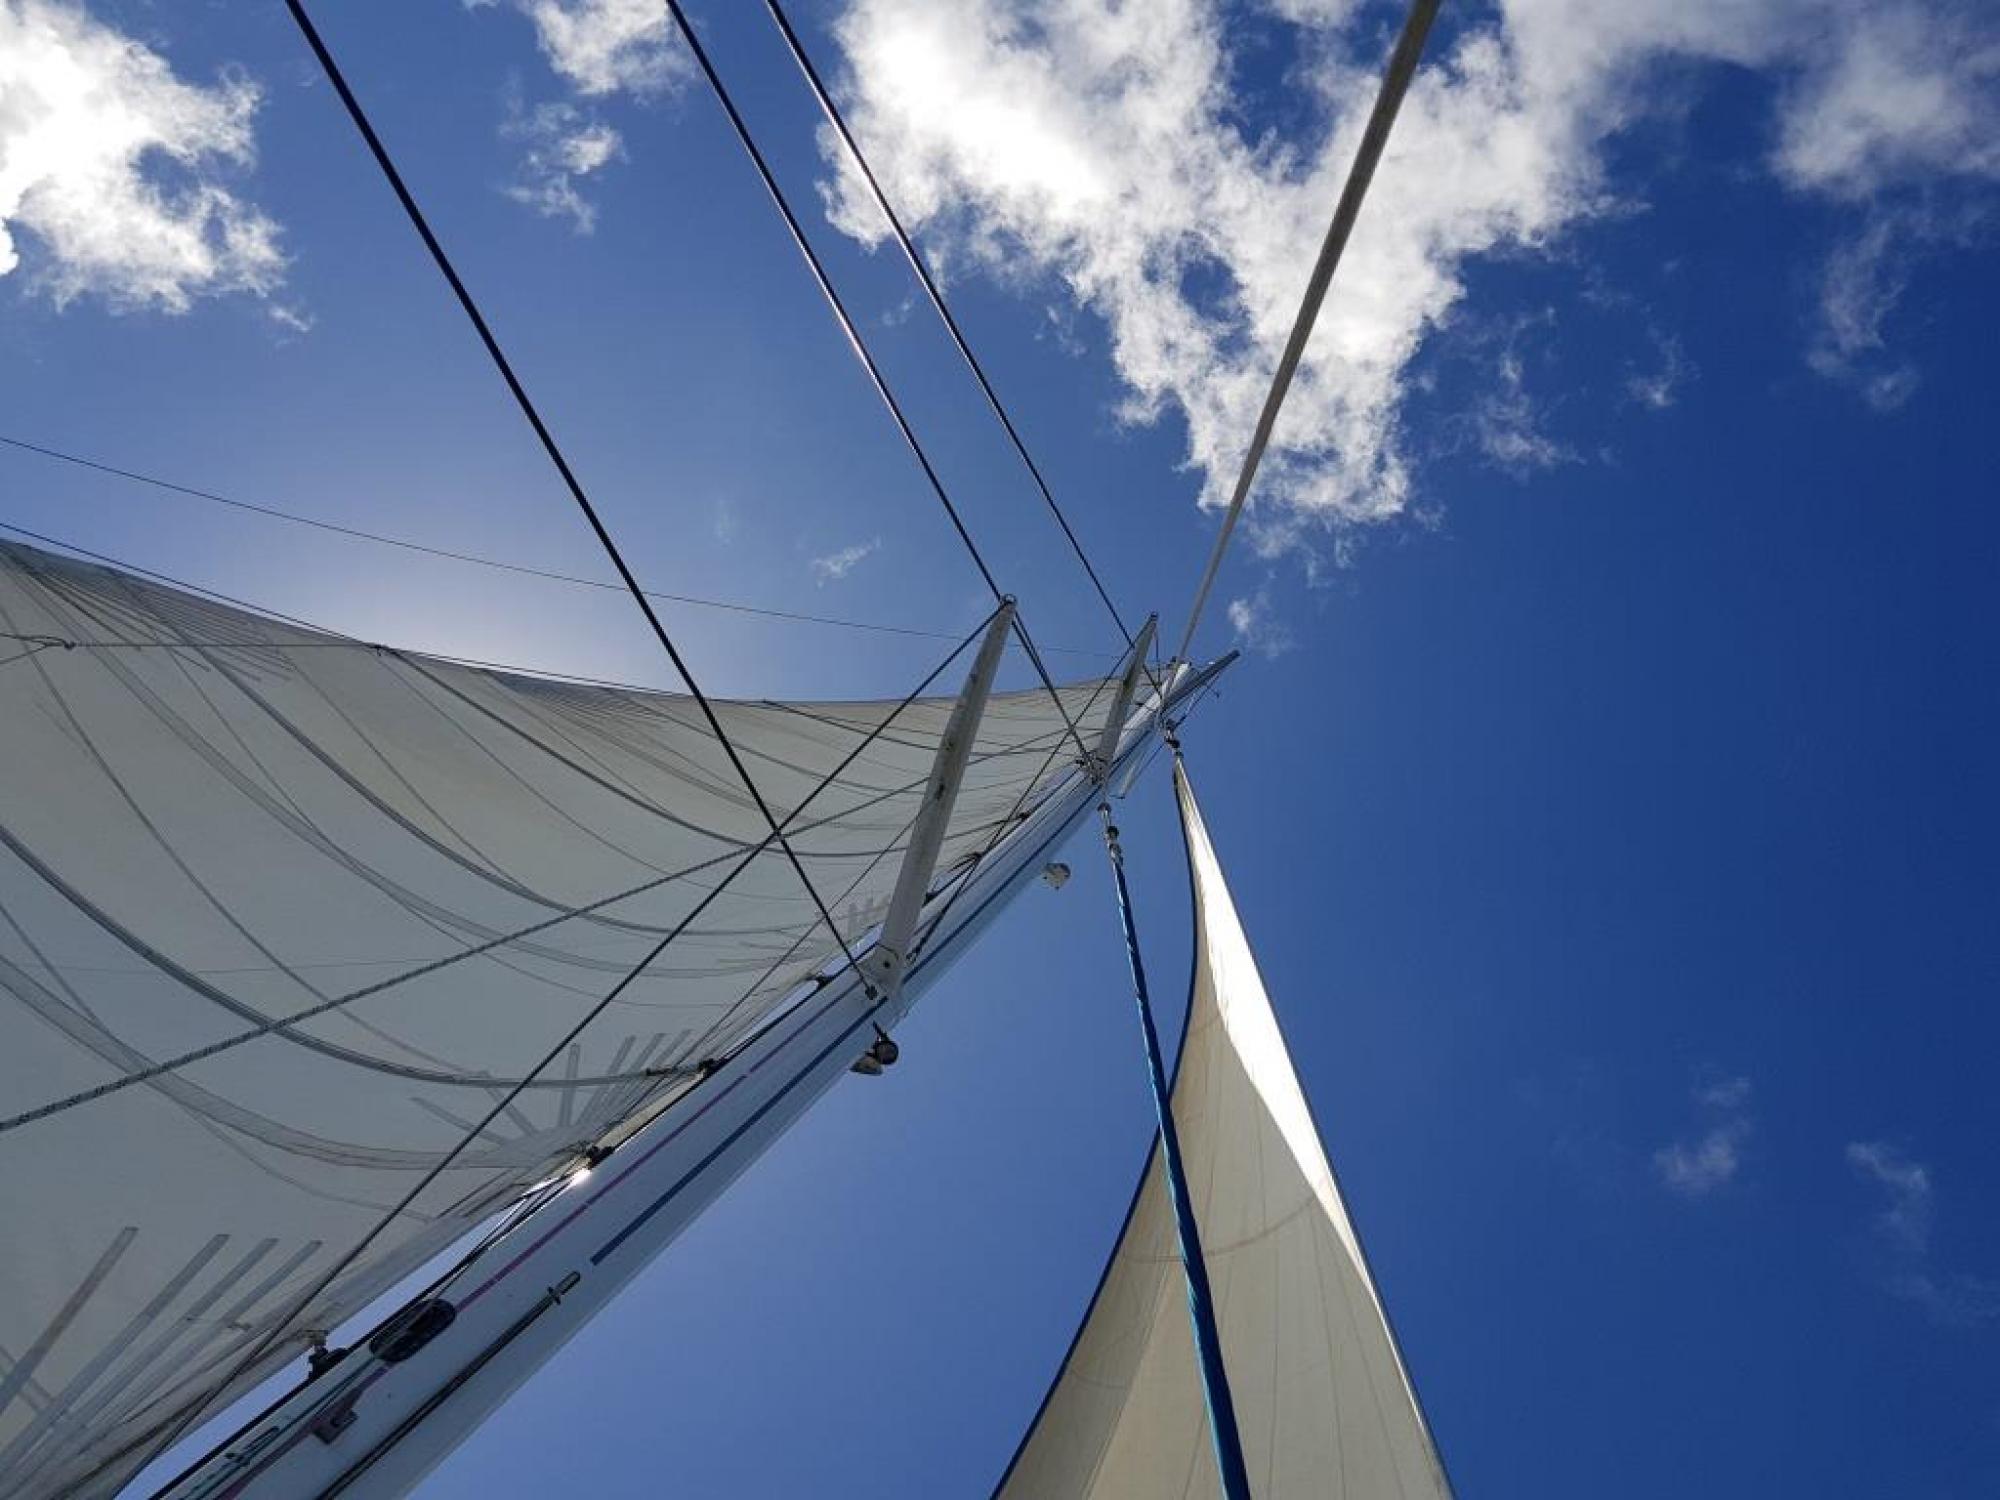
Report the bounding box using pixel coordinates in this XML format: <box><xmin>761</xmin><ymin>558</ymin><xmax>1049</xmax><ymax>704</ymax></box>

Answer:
<box><xmin>1099</xmin><ymin>800</ymin><xmax>1252</xmax><ymax>1498</ymax></box>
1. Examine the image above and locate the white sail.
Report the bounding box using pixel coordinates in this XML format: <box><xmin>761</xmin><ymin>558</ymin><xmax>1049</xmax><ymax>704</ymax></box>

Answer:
<box><xmin>0</xmin><ymin>540</ymin><xmax>1111</xmax><ymax>1500</ymax></box>
<box><xmin>996</xmin><ymin>762</ymin><xmax>1451</xmax><ymax>1499</ymax></box>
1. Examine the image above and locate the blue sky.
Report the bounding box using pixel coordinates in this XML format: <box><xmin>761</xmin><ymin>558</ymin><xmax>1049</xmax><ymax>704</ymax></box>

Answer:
<box><xmin>4</xmin><ymin>1</ymin><xmax>1998</xmax><ymax>1495</ymax></box>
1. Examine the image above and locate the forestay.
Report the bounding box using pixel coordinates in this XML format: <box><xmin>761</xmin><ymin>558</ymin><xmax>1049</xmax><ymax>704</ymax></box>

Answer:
<box><xmin>0</xmin><ymin>540</ymin><xmax>1110</xmax><ymax>1500</ymax></box>
<box><xmin>996</xmin><ymin>762</ymin><xmax>1451</xmax><ymax>1499</ymax></box>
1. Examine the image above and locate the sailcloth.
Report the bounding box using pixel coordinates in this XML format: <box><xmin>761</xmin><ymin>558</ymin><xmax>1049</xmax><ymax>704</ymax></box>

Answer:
<box><xmin>996</xmin><ymin>762</ymin><xmax>1450</xmax><ymax>1499</ymax></box>
<box><xmin>0</xmin><ymin>540</ymin><xmax>1113</xmax><ymax>1499</ymax></box>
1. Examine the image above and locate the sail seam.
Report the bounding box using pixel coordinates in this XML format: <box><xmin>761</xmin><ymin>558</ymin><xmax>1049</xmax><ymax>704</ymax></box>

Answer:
<box><xmin>0</xmin><ymin>616</ymin><xmax>1027</xmax><ymax>1133</ymax></box>
<box><xmin>113</xmin><ymin>596</ymin><xmax>1005</xmax><ymax>1478</ymax></box>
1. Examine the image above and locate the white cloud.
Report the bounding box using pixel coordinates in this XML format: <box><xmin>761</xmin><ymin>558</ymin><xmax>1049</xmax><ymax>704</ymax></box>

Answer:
<box><xmin>1773</xmin><ymin>5</ymin><xmax>2000</xmax><ymax>200</ymax></box>
<box><xmin>813</xmin><ymin>0</ymin><xmax>1999</xmax><ymax>549</ymax></box>
<box><xmin>1472</xmin><ymin>349</ymin><xmax>1573</xmax><ymax>476</ymax></box>
<box><xmin>498</xmin><ymin>0</ymin><xmax>684</xmax><ymax>98</ymax></box>
<box><xmin>1848</xmin><ymin>1140</ymin><xmax>1931</xmax><ymax>1251</ymax></box>
<box><xmin>1847</xmin><ymin>1140</ymin><xmax>2000</xmax><ymax>1326</ymax></box>
<box><xmin>1655</xmin><ymin>1130</ymin><xmax>1743</xmax><ymax>1196</ymax></box>
<box><xmin>267</xmin><ymin>302</ymin><xmax>313</xmax><ymax>340</ymax></box>
<box><xmin>0</xmin><ymin>0</ymin><xmax>285</xmax><ymax>313</ymax></box>
<box><xmin>1694</xmin><ymin>1074</ymin><xmax>1751</xmax><ymax>1111</ymax></box>
<box><xmin>1654</xmin><ymin>1072</ymin><xmax>1752</xmax><ymax>1198</ymax></box>
<box><xmin>1626</xmin><ymin>330</ymin><xmax>1690</xmax><ymax>410</ymax></box>
<box><xmin>1226</xmin><ymin>586</ymin><xmax>1295</xmax><ymax>657</ymax></box>
<box><xmin>503</xmin><ymin>98</ymin><xmax>623</xmax><ymax>232</ymax></box>
<box><xmin>472</xmin><ymin>1</ymin><xmax>684</xmax><ymax>225</ymax></box>
<box><xmin>810</xmin><ymin>536</ymin><xmax>881</xmax><ymax>583</ymax></box>
<box><xmin>1808</xmin><ymin>210</ymin><xmax>1927</xmax><ymax>410</ymax></box>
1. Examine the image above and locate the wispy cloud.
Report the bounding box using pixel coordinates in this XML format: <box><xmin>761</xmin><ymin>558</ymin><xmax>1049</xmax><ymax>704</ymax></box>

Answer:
<box><xmin>476</xmin><ymin>0</ymin><xmax>686</xmax><ymax>97</ymax></box>
<box><xmin>1800</xmin><ymin>207</ymin><xmax>1968</xmax><ymax>412</ymax></box>
<box><xmin>1847</xmin><ymin>1140</ymin><xmax>2000</xmax><ymax>1327</ymax></box>
<box><xmin>0</xmin><ymin>0</ymin><xmax>286</xmax><ymax>314</ymax></box>
<box><xmin>473</xmin><ymin>1</ymin><xmax>684</xmax><ymax>225</ymax></box>
<box><xmin>711</xmin><ymin>494</ymin><xmax>739</xmax><ymax>545</ymax></box>
<box><xmin>1226</xmin><ymin>586</ymin><xmax>1295</xmax><ymax>658</ymax></box>
<box><xmin>457</xmin><ymin>0</ymin><xmax>1999</xmax><ymax>599</ymax></box>
<box><xmin>1654</xmin><ymin>1072</ymin><xmax>1753</xmax><ymax>1198</ymax></box>
<box><xmin>1626</xmin><ymin>330</ymin><xmax>1691</xmax><ymax>411</ymax></box>
<box><xmin>813</xmin><ymin>0</ymin><xmax>1998</xmax><ymax>548</ymax></box>
<box><xmin>502</xmin><ymin>97</ymin><xmax>623</xmax><ymax>233</ymax></box>
<box><xmin>1472</xmin><ymin>350</ymin><xmax>1574</xmax><ymax>478</ymax></box>
<box><xmin>810</xmin><ymin>537</ymin><xmax>880</xmax><ymax>584</ymax></box>
<box><xmin>1772</xmin><ymin>5</ymin><xmax>2000</xmax><ymax>200</ymax></box>
<box><xmin>490</xmin><ymin>0</ymin><xmax>1998</xmax><ymax>542</ymax></box>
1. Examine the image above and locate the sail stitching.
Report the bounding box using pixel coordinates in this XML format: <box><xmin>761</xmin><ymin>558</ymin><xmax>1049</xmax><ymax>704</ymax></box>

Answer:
<box><xmin>113</xmin><ymin>596</ymin><xmax>1008</xmax><ymax>1478</ymax></box>
<box><xmin>0</xmin><ymin>615</ymin><xmax>1043</xmax><ymax>1133</ymax></box>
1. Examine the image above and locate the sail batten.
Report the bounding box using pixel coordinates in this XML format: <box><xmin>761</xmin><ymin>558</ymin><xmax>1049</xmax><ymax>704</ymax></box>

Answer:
<box><xmin>996</xmin><ymin>762</ymin><xmax>1450</xmax><ymax>1499</ymax></box>
<box><xmin>0</xmin><ymin>539</ymin><xmax>1113</xmax><ymax>1499</ymax></box>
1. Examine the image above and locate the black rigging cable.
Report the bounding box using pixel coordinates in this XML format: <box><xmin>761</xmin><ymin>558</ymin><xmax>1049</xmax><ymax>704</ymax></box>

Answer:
<box><xmin>0</xmin><ymin>640</ymin><xmax>56</xmax><ymax>668</ymax></box>
<box><xmin>759</xmin><ymin>0</ymin><xmax>1135</xmax><ymax>652</ymax></box>
<box><xmin>0</xmin><ymin>525</ymin><xmax>1104</xmax><ymax>713</ymax></box>
<box><xmin>0</xmin><ymin>519</ymin><xmax>422</xmax><ymax>643</ymax></box>
<box><xmin>0</xmin><ymin>608</ymin><xmax>999</xmax><ymax>1135</ymax></box>
<box><xmin>280</xmin><ymin>0</ymin><xmax>863</xmax><ymax>991</ymax></box>
<box><xmin>660</xmin><ymin>0</ymin><xmax>1094</xmax><ymax>764</ymax></box>
<box><xmin>126</xmin><ymin>599</ymin><xmax>1005</xmax><ymax>1475</ymax></box>
<box><xmin>122</xmin><ymin>8</ymin><xmax>940</xmax><ymax>1469</ymax></box>
<box><xmin>0</xmin><ymin>434</ymin><xmax>1115</xmax><ymax>660</ymax></box>
<box><xmin>0</xmin><ymin>522</ymin><xmax>853</xmax><ymax>694</ymax></box>
<box><xmin>111</xmin><ymin>0</ymin><xmax>1138</xmax><ymax>1475</ymax></box>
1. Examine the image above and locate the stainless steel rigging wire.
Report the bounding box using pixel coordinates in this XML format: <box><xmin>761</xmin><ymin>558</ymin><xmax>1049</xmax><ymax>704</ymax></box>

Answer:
<box><xmin>1171</xmin><ymin>0</ymin><xmax>1444</xmax><ymax>666</ymax></box>
<box><xmin>122</xmin><ymin>587</ymin><xmax>1007</xmax><ymax>1478</ymax></box>
<box><xmin>660</xmin><ymin>0</ymin><xmax>1095</xmax><ymax>765</ymax></box>
<box><xmin>759</xmin><ymin>0</ymin><xmax>1136</xmax><ymax>652</ymax></box>
<box><xmin>0</xmin><ymin>434</ymin><xmax>1116</xmax><ymax>661</ymax></box>
<box><xmin>0</xmin><ymin>610</ymin><xmax>1009</xmax><ymax>1136</ymax></box>
<box><xmin>125</xmin><ymin>1</ymin><xmax>936</xmax><ymax>1473</ymax></box>
<box><xmin>0</xmin><ymin>521</ymin><xmax>911</xmax><ymax>695</ymax></box>
<box><xmin>278</xmin><ymin>0</ymin><xmax>865</xmax><ymax>998</ymax></box>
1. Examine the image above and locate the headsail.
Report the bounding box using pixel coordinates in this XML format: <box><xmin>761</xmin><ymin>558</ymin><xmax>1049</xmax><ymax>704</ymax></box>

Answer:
<box><xmin>0</xmin><ymin>540</ymin><xmax>1112</xmax><ymax>1500</ymax></box>
<box><xmin>996</xmin><ymin>762</ymin><xmax>1450</xmax><ymax>1499</ymax></box>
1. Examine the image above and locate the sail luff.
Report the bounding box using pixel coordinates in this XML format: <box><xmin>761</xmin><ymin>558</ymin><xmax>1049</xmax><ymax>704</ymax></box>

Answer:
<box><xmin>1099</xmin><ymin>802</ymin><xmax>1252</xmax><ymax>1498</ymax></box>
<box><xmin>141</xmin><ymin>655</ymin><xmax>1232</xmax><ymax>1500</ymax></box>
<box><xmin>0</xmin><ymin>539</ymin><xmax>1167</xmax><ymax>1499</ymax></box>
<box><xmin>995</xmin><ymin>761</ymin><xmax>1452</xmax><ymax>1499</ymax></box>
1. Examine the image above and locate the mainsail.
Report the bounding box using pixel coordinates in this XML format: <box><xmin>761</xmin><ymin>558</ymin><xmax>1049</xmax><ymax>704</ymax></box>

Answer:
<box><xmin>996</xmin><ymin>763</ymin><xmax>1451</xmax><ymax>1499</ymax></box>
<box><xmin>0</xmin><ymin>540</ymin><xmax>1113</xmax><ymax>1499</ymax></box>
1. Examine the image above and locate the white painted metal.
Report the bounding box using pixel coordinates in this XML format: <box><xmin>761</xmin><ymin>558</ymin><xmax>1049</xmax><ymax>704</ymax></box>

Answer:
<box><xmin>1088</xmin><ymin>615</ymin><xmax>1157</xmax><ymax>785</ymax></box>
<box><xmin>859</xmin><ymin>601</ymin><xmax>1014</xmax><ymax>1005</ymax></box>
<box><xmin>151</xmin><ymin>654</ymin><xmax>1232</xmax><ymax>1500</ymax></box>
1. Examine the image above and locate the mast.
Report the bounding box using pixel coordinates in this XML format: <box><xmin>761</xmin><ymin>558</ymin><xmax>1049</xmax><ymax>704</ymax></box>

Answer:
<box><xmin>147</xmin><ymin>653</ymin><xmax>1233</xmax><ymax>1500</ymax></box>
